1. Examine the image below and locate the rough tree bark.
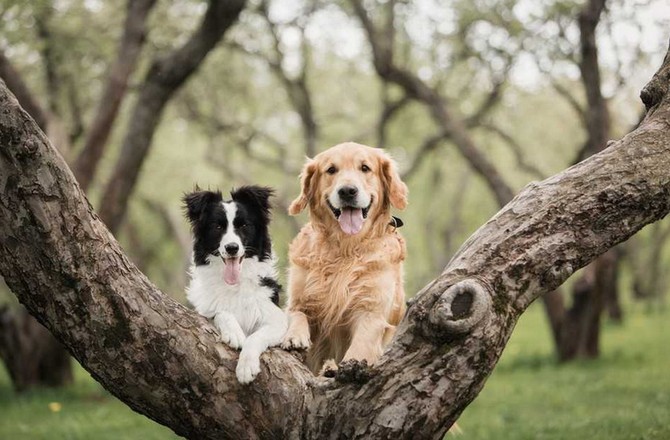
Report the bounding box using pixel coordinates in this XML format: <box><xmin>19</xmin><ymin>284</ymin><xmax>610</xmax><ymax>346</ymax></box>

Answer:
<box><xmin>1</xmin><ymin>37</ymin><xmax>670</xmax><ymax>437</ymax></box>
<box><xmin>98</xmin><ymin>0</ymin><xmax>246</xmax><ymax>234</ymax></box>
<box><xmin>72</xmin><ymin>0</ymin><xmax>158</xmax><ymax>192</ymax></box>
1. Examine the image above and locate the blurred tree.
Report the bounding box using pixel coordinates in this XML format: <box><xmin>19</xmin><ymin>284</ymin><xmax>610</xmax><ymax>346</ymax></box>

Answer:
<box><xmin>552</xmin><ymin>0</ymin><xmax>618</xmax><ymax>360</ymax></box>
<box><xmin>626</xmin><ymin>218</ymin><xmax>670</xmax><ymax>307</ymax></box>
<box><xmin>98</xmin><ymin>0</ymin><xmax>247</xmax><ymax>233</ymax></box>
<box><xmin>72</xmin><ymin>0</ymin><xmax>157</xmax><ymax>192</ymax></box>
<box><xmin>0</xmin><ymin>306</ymin><xmax>72</xmax><ymax>392</ymax></box>
<box><xmin>0</xmin><ymin>0</ymin><xmax>161</xmax><ymax>391</ymax></box>
<box><xmin>348</xmin><ymin>0</ymin><xmax>643</xmax><ymax>361</ymax></box>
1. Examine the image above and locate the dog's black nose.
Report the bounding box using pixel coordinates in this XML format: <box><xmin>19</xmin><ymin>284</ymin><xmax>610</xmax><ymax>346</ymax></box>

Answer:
<box><xmin>338</xmin><ymin>186</ymin><xmax>358</xmax><ymax>201</ymax></box>
<box><xmin>224</xmin><ymin>243</ymin><xmax>240</xmax><ymax>255</ymax></box>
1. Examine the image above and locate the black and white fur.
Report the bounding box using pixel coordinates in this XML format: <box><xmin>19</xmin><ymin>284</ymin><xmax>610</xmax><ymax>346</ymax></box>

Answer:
<box><xmin>184</xmin><ymin>186</ymin><xmax>287</xmax><ymax>384</ymax></box>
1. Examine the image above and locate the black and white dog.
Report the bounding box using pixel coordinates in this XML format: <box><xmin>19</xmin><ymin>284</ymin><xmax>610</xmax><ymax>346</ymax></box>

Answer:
<box><xmin>183</xmin><ymin>186</ymin><xmax>287</xmax><ymax>384</ymax></box>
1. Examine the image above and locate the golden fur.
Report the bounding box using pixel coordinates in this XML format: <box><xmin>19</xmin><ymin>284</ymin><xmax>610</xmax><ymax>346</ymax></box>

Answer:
<box><xmin>281</xmin><ymin>142</ymin><xmax>408</xmax><ymax>373</ymax></box>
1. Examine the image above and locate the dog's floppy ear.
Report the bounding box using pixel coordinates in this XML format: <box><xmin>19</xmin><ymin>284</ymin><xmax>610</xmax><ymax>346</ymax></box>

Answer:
<box><xmin>182</xmin><ymin>188</ymin><xmax>222</xmax><ymax>225</ymax></box>
<box><xmin>379</xmin><ymin>152</ymin><xmax>408</xmax><ymax>210</ymax></box>
<box><xmin>289</xmin><ymin>159</ymin><xmax>317</xmax><ymax>215</ymax></box>
<box><xmin>231</xmin><ymin>185</ymin><xmax>274</xmax><ymax>221</ymax></box>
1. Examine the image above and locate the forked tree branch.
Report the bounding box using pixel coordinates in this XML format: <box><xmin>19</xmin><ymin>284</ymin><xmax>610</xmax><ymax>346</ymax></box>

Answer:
<box><xmin>1</xmin><ymin>42</ymin><xmax>670</xmax><ymax>440</ymax></box>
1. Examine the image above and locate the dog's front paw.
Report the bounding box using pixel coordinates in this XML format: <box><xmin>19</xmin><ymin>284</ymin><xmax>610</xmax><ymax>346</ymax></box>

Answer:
<box><xmin>220</xmin><ymin>327</ymin><xmax>246</xmax><ymax>349</ymax></box>
<box><xmin>281</xmin><ymin>331</ymin><xmax>311</xmax><ymax>350</ymax></box>
<box><xmin>319</xmin><ymin>359</ymin><xmax>338</xmax><ymax>378</ymax></box>
<box><xmin>214</xmin><ymin>314</ymin><xmax>246</xmax><ymax>349</ymax></box>
<box><xmin>236</xmin><ymin>351</ymin><xmax>261</xmax><ymax>384</ymax></box>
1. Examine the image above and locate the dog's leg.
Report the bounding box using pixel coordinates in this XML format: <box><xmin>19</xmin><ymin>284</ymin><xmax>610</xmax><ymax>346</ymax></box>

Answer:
<box><xmin>281</xmin><ymin>310</ymin><xmax>311</xmax><ymax>350</ymax></box>
<box><xmin>236</xmin><ymin>305</ymin><xmax>288</xmax><ymax>384</ymax></box>
<box><xmin>342</xmin><ymin>312</ymin><xmax>390</xmax><ymax>365</ymax></box>
<box><xmin>282</xmin><ymin>266</ymin><xmax>311</xmax><ymax>349</ymax></box>
<box><xmin>213</xmin><ymin>311</ymin><xmax>247</xmax><ymax>349</ymax></box>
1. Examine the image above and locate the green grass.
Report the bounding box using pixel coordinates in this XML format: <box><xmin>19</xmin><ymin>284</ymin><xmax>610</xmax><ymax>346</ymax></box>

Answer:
<box><xmin>458</xmin><ymin>302</ymin><xmax>670</xmax><ymax>439</ymax></box>
<box><xmin>0</xmin><ymin>303</ymin><xmax>668</xmax><ymax>439</ymax></box>
<box><xmin>0</xmin><ymin>366</ymin><xmax>178</xmax><ymax>439</ymax></box>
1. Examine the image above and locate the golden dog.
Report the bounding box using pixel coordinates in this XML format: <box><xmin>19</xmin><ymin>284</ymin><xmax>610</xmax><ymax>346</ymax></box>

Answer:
<box><xmin>281</xmin><ymin>142</ymin><xmax>408</xmax><ymax>373</ymax></box>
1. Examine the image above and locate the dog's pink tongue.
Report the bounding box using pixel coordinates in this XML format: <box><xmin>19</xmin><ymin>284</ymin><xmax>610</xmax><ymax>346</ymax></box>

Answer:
<box><xmin>338</xmin><ymin>208</ymin><xmax>364</xmax><ymax>235</ymax></box>
<box><xmin>223</xmin><ymin>258</ymin><xmax>241</xmax><ymax>285</ymax></box>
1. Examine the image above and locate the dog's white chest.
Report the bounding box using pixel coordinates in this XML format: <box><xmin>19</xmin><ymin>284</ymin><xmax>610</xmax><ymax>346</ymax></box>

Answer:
<box><xmin>187</xmin><ymin>256</ymin><xmax>276</xmax><ymax>335</ymax></box>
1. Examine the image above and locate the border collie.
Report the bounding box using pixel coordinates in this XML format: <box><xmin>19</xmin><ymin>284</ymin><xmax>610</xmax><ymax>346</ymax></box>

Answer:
<box><xmin>183</xmin><ymin>186</ymin><xmax>287</xmax><ymax>384</ymax></box>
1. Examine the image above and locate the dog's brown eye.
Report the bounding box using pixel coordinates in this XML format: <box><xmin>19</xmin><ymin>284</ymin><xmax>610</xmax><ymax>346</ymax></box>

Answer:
<box><xmin>326</xmin><ymin>166</ymin><xmax>337</xmax><ymax>175</ymax></box>
<box><xmin>361</xmin><ymin>164</ymin><xmax>371</xmax><ymax>173</ymax></box>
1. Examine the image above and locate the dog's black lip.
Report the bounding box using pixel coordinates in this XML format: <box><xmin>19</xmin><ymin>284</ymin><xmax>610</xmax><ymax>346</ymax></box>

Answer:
<box><xmin>327</xmin><ymin>198</ymin><xmax>373</xmax><ymax>220</ymax></box>
<box><xmin>327</xmin><ymin>200</ymin><xmax>342</xmax><ymax>218</ymax></box>
<box><xmin>212</xmin><ymin>249</ymin><xmax>244</xmax><ymax>263</ymax></box>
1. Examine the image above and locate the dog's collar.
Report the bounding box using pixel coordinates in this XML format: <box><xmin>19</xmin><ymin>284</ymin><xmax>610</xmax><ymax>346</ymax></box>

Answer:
<box><xmin>389</xmin><ymin>216</ymin><xmax>404</xmax><ymax>229</ymax></box>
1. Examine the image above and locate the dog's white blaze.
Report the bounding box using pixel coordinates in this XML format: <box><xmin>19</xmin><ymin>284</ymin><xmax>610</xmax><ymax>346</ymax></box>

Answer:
<box><xmin>221</xmin><ymin>202</ymin><xmax>243</xmax><ymax>256</ymax></box>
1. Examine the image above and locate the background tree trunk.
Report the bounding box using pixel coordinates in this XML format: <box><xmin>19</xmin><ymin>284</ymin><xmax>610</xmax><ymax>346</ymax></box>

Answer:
<box><xmin>0</xmin><ymin>50</ymin><xmax>49</xmax><ymax>132</ymax></box>
<box><xmin>98</xmin><ymin>0</ymin><xmax>246</xmax><ymax>234</ymax></box>
<box><xmin>0</xmin><ymin>306</ymin><xmax>72</xmax><ymax>392</ymax></box>
<box><xmin>72</xmin><ymin>0</ymin><xmax>158</xmax><ymax>192</ymax></box>
<box><xmin>350</xmin><ymin>0</ymin><xmax>622</xmax><ymax>361</ymax></box>
<box><xmin>554</xmin><ymin>0</ymin><xmax>620</xmax><ymax>361</ymax></box>
<box><xmin>0</xmin><ymin>0</ymin><xmax>245</xmax><ymax>393</ymax></box>
<box><xmin>1</xmin><ymin>35</ymin><xmax>670</xmax><ymax>437</ymax></box>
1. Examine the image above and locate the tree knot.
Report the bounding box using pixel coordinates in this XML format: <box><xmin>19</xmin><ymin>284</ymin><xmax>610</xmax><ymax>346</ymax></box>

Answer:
<box><xmin>428</xmin><ymin>279</ymin><xmax>491</xmax><ymax>335</ymax></box>
<box><xmin>640</xmin><ymin>51</ymin><xmax>670</xmax><ymax>111</ymax></box>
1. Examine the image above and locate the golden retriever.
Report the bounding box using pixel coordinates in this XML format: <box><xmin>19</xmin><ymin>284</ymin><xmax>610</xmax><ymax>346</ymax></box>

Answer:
<box><xmin>281</xmin><ymin>142</ymin><xmax>408</xmax><ymax>373</ymax></box>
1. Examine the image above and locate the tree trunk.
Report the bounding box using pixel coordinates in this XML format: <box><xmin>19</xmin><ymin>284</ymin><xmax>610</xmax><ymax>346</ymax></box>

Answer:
<box><xmin>72</xmin><ymin>0</ymin><xmax>157</xmax><ymax>192</ymax></box>
<box><xmin>98</xmin><ymin>0</ymin><xmax>246</xmax><ymax>234</ymax></box>
<box><xmin>0</xmin><ymin>306</ymin><xmax>73</xmax><ymax>391</ymax></box>
<box><xmin>555</xmin><ymin>0</ymin><xmax>620</xmax><ymax>360</ymax></box>
<box><xmin>602</xmin><ymin>248</ymin><xmax>623</xmax><ymax>321</ymax></box>
<box><xmin>0</xmin><ymin>50</ymin><xmax>49</xmax><ymax>132</ymax></box>
<box><xmin>1</xmin><ymin>37</ymin><xmax>670</xmax><ymax>437</ymax></box>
